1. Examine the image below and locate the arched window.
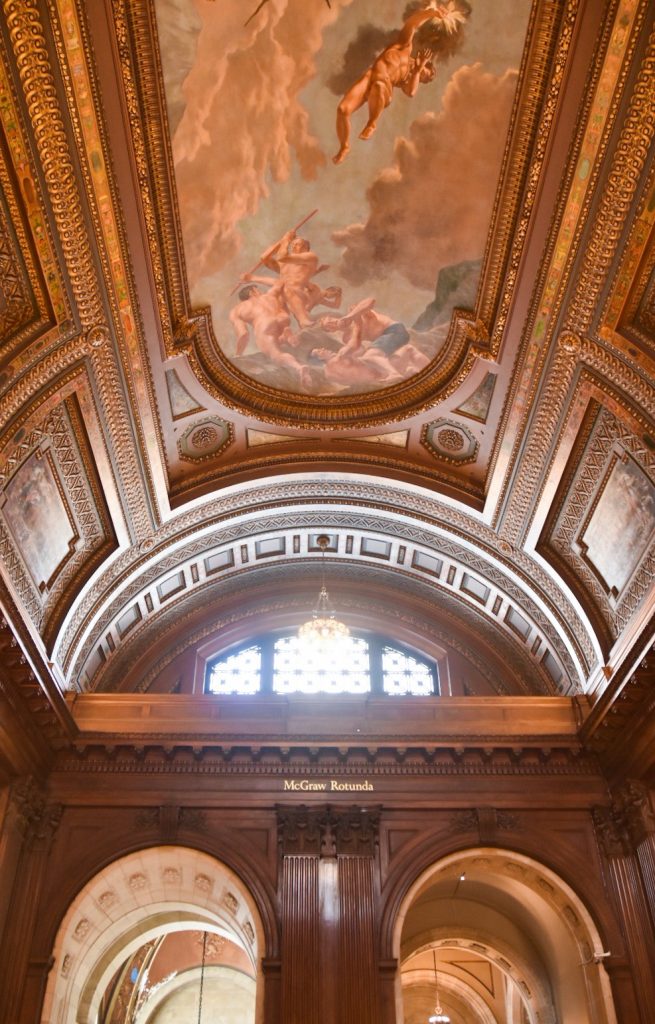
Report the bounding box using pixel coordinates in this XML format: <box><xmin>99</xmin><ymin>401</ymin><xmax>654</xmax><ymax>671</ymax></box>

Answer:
<box><xmin>205</xmin><ymin>632</ymin><xmax>439</xmax><ymax>697</ymax></box>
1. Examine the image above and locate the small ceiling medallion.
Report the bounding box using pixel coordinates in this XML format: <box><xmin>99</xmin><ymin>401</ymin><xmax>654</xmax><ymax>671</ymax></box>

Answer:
<box><xmin>421</xmin><ymin>418</ymin><xmax>478</xmax><ymax>464</ymax></box>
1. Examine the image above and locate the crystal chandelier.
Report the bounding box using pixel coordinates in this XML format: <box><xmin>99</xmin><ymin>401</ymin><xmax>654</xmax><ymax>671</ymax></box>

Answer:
<box><xmin>298</xmin><ymin>535</ymin><xmax>350</xmax><ymax>645</ymax></box>
<box><xmin>428</xmin><ymin>949</ymin><xmax>451</xmax><ymax>1024</ymax></box>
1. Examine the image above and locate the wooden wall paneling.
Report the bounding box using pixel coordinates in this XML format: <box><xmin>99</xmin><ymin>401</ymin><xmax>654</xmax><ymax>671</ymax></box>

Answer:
<box><xmin>593</xmin><ymin>801</ymin><xmax>655</xmax><ymax>1023</ymax></box>
<box><xmin>0</xmin><ymin>780</ymin><xmax>61</xmax><ymax>1023</ymax></box>
<box><xmin>277</xmin><ymin>805</ymin><xmax>384</xmax><ymax>1024</ymax></box>
<box><xmin>280</xmin><ymin>855</ymin><xmax>320</xmax><ymax>1024</ymax></box>
<box><xmin>611</xmin><ymin>781</ymin><xmax>655</xmax><ymax>942</ymax></box>
<box><xmin>337</xmin><ymin>855</ymin><xmax>379</xmax><ymax>1024</ymax></box>
<box><xmin>262</xmin><ymin>956</ymin><xmax>283</xmax><ymax>1024</ymax></box>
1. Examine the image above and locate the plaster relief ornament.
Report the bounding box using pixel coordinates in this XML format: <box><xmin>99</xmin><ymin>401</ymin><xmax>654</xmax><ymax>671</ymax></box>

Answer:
<box><xmin>159</xmin><ymin>0</ymin><xmax>530</xmax><ymax>398</ymax></box>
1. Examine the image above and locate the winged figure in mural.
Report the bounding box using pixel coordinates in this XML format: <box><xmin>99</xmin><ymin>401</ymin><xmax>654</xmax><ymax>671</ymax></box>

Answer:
<box><xmin>333</xmin><ymin>0</ymin><xmax>468</xmax><ymax>164</ymax></box>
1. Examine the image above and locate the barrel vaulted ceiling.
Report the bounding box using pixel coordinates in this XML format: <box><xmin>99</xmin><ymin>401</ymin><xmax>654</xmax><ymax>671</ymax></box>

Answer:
<box><xmin>0</xmin><ymin>0</ymin><xmax>653</xmax><ymax>706</ymax></box>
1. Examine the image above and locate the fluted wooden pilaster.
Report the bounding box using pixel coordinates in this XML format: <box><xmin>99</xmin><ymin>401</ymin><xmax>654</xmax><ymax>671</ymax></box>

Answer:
<box><xmin>0</xmin><ymin>779</ymin><xmax>61</xmax><ymax>1023</ymax></box>
<box><xmin>281</xmin><ymin>854</ymin><xmax>321</xmax><ymax>1024</ymax></box>
<box><xmin>338</xmin><ymin>856</ymin><xmax>379</xmax><ymax>1024</ymax></box>
<box><xmin>594</xmin><ymin>790</ymin><xmax>655</xmax><ymax>1023</ymax></box>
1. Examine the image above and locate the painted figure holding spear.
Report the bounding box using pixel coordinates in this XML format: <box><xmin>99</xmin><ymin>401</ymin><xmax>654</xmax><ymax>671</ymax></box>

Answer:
<box><xmin>234</xmin><ymin>210</ymin><xmax>342</xmax><ymax>330</ymax></box>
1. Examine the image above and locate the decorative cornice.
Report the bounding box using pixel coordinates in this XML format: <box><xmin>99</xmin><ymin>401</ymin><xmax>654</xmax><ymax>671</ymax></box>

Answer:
<box><xmin>2</xmin><ymin>0</ymin><xmax>105</xmax><ymax>331</ymax></box>
<box><xmin>53</xmin><ymin>744</ymin><xmax>598</xmax><ymax>778</ymax></box>
<box><xmin>583</xmin><ymin>638</ymin><xmax>655</xmax><ymax>777</ymax></box>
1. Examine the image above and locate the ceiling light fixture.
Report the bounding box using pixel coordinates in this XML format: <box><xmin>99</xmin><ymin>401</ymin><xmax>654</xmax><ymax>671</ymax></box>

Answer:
<box><xmin>428</xmin><ymin>949</ymin><xmax>451</xmax><ymax>1024</ymax></box>
<box><xmin>298</xmin><ymin>534</ymin><xmax>350</xmax><ymax>646</ymax></box>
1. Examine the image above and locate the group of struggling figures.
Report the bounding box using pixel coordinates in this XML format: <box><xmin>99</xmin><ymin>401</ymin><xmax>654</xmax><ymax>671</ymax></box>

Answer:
<box><xmin>228</xmin><ymin>2</ymin><xmax>467</xmax><ymax>390</ymax></box>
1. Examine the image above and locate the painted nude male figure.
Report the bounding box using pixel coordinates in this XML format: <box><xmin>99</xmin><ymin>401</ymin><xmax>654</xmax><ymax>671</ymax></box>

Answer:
<box><xmin>333</xmin><ymin>1</ymin><xmax>466</xmax><ymax>164</ymax></box>
<box><xmin>313</xmin><ymin>298</ymin><xmax>429</xmax><ymax>385</ymax></box>
<box><xmin>229</xmin><ymin>281</ymin><xmax>313</xmax><ymax>388</ymax></box>
<box><xmin>256</xmin><ymin>229</ymin><xmax>342</xmax><ymax>329</ymax></box>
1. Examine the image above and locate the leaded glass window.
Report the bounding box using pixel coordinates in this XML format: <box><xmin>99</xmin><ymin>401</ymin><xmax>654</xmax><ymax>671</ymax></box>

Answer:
<box><xmin>273</xmin><ymin>634</ymin><xmax>370</xmax><ymax>695</ymax></box>
<box><xmin>381</xmin><ymin>645</ymin><xmax>435</xmax><ymax>695</ymax></box>
<box><xmin>205</xmin><ymin>633</ymin><xmax>438</xmax><ymax>696</ymax></box>
<box><xmin>206</xmin><ymin>644</ymin><xmax>262</xmax><ymax>695</ymax></box>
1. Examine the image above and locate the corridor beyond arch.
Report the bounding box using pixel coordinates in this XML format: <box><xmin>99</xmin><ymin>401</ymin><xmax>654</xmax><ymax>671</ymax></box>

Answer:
<box><xmin>40</xmin><ymin>845</ymin><xmax>265</xmax><ymax>1024</ymax></box>
<box><xmin>394</xmin><ymin>848</ymin><xmax>617</xmax><ymax>1024</ymax></box>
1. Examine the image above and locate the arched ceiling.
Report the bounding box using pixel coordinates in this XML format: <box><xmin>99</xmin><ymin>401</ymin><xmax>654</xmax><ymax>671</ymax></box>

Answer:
<box><xmin>0</xmin><ymin>0</ymin><xmax>653</xmax><ymax>713</ymax></box>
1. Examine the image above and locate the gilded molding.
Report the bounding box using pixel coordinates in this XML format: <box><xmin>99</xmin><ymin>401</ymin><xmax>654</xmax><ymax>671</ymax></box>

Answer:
<box><xmin>489</xmin><ymin>0</ymin><xmax>647</xmax><ymax>530</ymax></box>
<box><xmin>47</xmin><ymin>0</ymin><xmax>163</xmax><ymax>541</ymax></box>
<box><xmin>56</xmin><ymin>478</ymin><xmax>595</xmax><ymax>683</ymax></box>
<box><xmin>0</xmin><ymin>187</ymin><xmax>38</xmax><ymax>344</ymax></box>
<box><xmin>0</xmin><ymin>44</ymin><xmax>68</xmax><ymax>364</ymax></box>
<box><xmin>540</xmin><ymin>405</ymin><xmax>655</xmax><ymax>640</ymax></box>
<box><xmin>0</xmin><ymin>397</ymin><xmax>117</xmax><ymax>643</ymax></box>
<box><xmin>489</xmin><ymin>0</ymin><xmax>580</xmax><ymax>350</ymax></box>
<box><xmin>498</xmin><ymin>337</ymin><xmax>580</xmax><ymax>546</ymax></box>
<box><xmin>2</xmin><ymin>0</ymin><xmax>105</xmax><ymax>332</ymax></box>
<box><xmin>566</xmin><ymin>28</ymin><xmax>655</xmax><ymax>335</ymax></box>
<box><xmin>116</xmin><ymin>0</ymin><xmax>568</xmax><ymax>428</ymax></box>
<box><xmin>500</xmin><ymin>332</ymin><xmax>655</xmax><ymax>550</ymax></box>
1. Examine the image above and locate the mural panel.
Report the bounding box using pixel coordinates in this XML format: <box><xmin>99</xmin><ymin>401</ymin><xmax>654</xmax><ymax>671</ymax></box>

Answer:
<box><xmin>156</xmin><ymin>0</ymin><xmax>531</xmax><ymax>395</ymax></box>
<box><xmin>2</xmin><ymin>450</ymin><xmax>77</xmax><ymax>591</ymax></box>
<box><xmin>580</xmin><ymin>455</ymin><xmax>655</xmax><ymax>597</ymax></box>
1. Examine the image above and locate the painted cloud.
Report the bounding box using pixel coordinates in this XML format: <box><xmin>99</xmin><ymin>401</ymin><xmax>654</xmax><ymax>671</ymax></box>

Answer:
<box><xmin>172</xmin><ymin>0</ymin><xmax>354</xmax><ymax>281</ymax></box>
<box><xmin>333</xmin><ymin>63</ymin><xmax>518</xmax><ymax>291</ymax></box>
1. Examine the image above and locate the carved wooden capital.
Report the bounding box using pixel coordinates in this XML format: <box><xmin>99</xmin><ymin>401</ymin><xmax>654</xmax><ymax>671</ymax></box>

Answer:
<box><xmin>277</xmin><ymin>805</ymin><xmax>380</xmax><ymax>857</ymax></box>
<box><xmin>9</xmin><ymin>777</ymin><xmax>62</xmax><ymax>847</ymax></box>
<box><xmin>594</xmin><ymin>781</ymin><xmax>655</xmax><ymax>858</ymax></box>
<box><xmin>614</xmin><ymin>780</ymin><xmax>655</xmax><ymax>849</ymax></box>
<box><xmin>451</xmin><ymin>806</ymin><xmax>521</xmax><ymax>843</ymax></box>
<box><xmin>592</xmin><ymin>805</ymin><xmax>632</xmax><ymax>859</ymax></box>
<box><xmin>134</xmin><ymin>804</ymin><xmax>207</xmax><ymax>840</ymax></box>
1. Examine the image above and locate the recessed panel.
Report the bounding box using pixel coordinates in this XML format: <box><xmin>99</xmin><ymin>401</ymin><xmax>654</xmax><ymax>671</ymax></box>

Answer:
<box><xmin>2</xmin><ymin>450</ymin><xmax>77</xmax><ymax>591</ymax></box>
<box><xmin>579</xmin><ymin>455</ymin><xmax>655</xmax><ymax>597</ymax></box>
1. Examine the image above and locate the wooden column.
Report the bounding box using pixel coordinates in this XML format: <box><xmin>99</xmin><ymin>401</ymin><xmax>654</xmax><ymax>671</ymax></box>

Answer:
<box><xmin>0</xmin><ymin>777</ymin><xmax>62</xmax><ymax>1024</ymax></box>
<box><xmin>593</xmin><ymin>790</ymin><xmax>655</xmax><ymax>1024</ymax></box>
<box><xmin>622</xmin><ymin>782</ymin><xmax>655</xmax><ymax>931</ymax></box>
<box><xmin>278</xmin><ymin>807</ymin><xmax>322</xmax><ymax>1024</ymax></box>
<box><xmin>335</xmin><ymin>811</ymin><xmax>380</xmax><ymax>1024</ymax></box>
<box><xmin>277</xmin><ymin>806</ymin><xmax>382</xmax><ymax>1024</ymax></box>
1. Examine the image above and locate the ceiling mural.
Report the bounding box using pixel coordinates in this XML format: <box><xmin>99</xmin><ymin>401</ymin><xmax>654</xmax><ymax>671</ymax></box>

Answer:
<box><xmin>155</xmin><ymin>0</ymin><xmax>531</xmax><ymax>397</ymax></box>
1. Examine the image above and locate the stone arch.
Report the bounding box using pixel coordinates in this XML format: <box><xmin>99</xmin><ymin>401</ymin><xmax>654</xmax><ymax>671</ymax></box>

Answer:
<box><xmin>391</xmin><ymin>847</ymin><xmax>617</xmax><ymax>1024</ymax></box>
<box><xmin>41</xmin><ymin>845</ymin><xmax>265</xmax><ymax>1024</ymax></box>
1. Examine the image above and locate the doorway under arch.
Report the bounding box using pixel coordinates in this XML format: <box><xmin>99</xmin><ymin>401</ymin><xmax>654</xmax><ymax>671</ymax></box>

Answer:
<box><xmin>393</xmin><ymin>848</ymin><xmax>617</xmax><ymax>1024</ymax></box>
<box><xmin>40</xmin><ymin>845</ymin><xmax>265</xmax><ymax>1024</ymax></box>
